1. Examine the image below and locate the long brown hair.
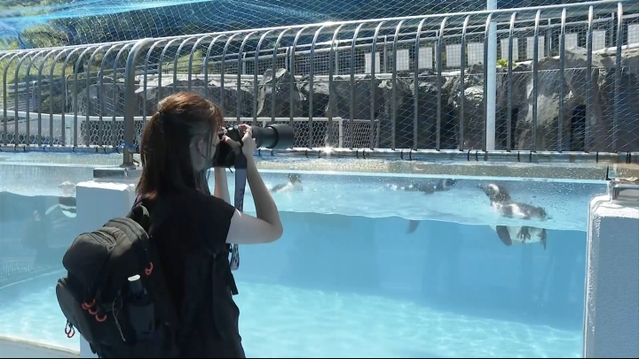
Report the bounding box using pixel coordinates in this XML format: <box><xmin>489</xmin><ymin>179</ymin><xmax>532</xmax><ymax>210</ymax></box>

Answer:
<box><xmin>136</xmin><ymin>92</ymin><xmax>224</xmax><ymax>199</ymax></box>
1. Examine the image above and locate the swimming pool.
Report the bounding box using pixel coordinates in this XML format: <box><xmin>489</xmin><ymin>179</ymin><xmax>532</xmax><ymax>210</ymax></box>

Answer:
<box><xmin>0</xmin><ymin>157</ymin><xmax>605</xmax><ymax>358</ymax></box>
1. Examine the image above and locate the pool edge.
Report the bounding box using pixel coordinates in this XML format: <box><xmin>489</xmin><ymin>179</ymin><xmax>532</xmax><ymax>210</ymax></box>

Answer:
<box><xmin>0</xmin><ymin>335</ymin><xmax>79</xmax><ymax>357</ymax></box>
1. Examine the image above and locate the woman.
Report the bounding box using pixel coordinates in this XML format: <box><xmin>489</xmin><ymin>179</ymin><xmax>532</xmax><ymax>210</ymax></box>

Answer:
<box><xmin>135</xmin><ymin>92</ymin><xmax>283</xmax><ymax>358</ymax></box>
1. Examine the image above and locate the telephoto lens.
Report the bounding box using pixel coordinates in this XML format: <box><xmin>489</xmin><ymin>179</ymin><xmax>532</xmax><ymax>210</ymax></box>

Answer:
<box><xmin>252</xmin><ymin>124</ymin><xmax>294</xmax><ymax>149</ymax></box>
<box><xmin>213</xmin><ymin>124</ymin><xmax>295</xmax><ymax>168</ymax></box>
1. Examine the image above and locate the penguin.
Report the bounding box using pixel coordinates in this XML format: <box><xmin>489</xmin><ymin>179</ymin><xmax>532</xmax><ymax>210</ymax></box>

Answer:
<box><xmin>493</xmin><ymin>225</ymin><xmax>548</xmax><ymax>249</ymax></box>
<box><xmin>404</xmin><ymin>178</ymin><xmax>457</xmax><ymax>195</ymax></box>
<box><xmin>270</xmin><ymin>174</ymin><xmax>303</xmax><ymax>193</ymax></box>
<box><xmin>404</xmin><ymin>179</ymin><xmax>457</xmax><ymax>234</ymax></box>
<box><xmin>478</xmin><ymin>183</ymin><xmax>548</xmax><ymax>220</ymax></box>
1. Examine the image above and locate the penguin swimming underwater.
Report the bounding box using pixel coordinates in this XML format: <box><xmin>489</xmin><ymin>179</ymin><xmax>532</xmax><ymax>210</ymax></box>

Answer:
<box><xmin>270</xmin><ymin>174</ymin><xmax>303</xmax><ymax>193</ymax></box>
<box><xmin>404</xmin><ymin>179</ymin><xmax>457</xmax><ymax>234</ymax></box>
<box><xmin>493</xmin><ymin>225</ymin><xmax>548</xmax><ymax>249</ymax></box>
<box><xmin>478</xmin><ymin>183</ymin><xmax>548</xmax><ymax>220</ymax></box>
<box><xmin>478</xmin><ymin>182</ymin><xmax>549</xmax><ymax>249</ymax></box>
<box><xmin>404</xmin><ymin>179</ymin><xmax>457</xmax><ymax>195</ymax></box>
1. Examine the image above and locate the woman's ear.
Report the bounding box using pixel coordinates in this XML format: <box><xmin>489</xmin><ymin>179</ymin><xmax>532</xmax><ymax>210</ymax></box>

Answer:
<box><xmin>195</xmin><ymin>137</ymin><xmax>207</xmax><ymax>156</ymax></box>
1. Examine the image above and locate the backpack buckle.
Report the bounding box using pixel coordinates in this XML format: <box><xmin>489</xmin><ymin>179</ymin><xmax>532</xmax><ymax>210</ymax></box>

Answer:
<box><xmin>145</xmin><ymin>262</ymin><xmax>154</xmax><ymax>276</ymax></box>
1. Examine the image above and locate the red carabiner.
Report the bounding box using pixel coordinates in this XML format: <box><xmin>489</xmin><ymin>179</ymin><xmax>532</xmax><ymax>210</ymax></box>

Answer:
<box><xmin>64</xmin><ymin>323</ymin><xmax>76</xmax><ymax>338</ymax></box>
<box><xmin>95</xmin><ymin>313</ymin><xmax>107</xmax><ymax>323</ymax></box>
<box><xmin>82</xmin><ymin>299</ymin><xmax>96</xmax><ymax>310</ymax></box>
<box><xmin>145</xmin><ymin>262</ymin><xmax>154</xmax><ymax>276</ymax></box>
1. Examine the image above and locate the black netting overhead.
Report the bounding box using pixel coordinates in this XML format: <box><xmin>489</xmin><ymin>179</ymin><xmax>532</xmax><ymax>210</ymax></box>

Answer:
<box><xmin>0</xmin><ymin>0</ymin><xmax>574</xmax><ymax>49</ymax></box>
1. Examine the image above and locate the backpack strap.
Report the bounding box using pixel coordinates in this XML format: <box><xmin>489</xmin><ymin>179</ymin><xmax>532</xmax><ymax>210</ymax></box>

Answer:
<box><xmin>130</xmin><ymin>195</ymin><xmax>172</xmax><ymax>235</ymax></box>
<box><xmin>128</xmin><ymin>198</ymin><xmax>185</xmax><ymax>345</ymax></box>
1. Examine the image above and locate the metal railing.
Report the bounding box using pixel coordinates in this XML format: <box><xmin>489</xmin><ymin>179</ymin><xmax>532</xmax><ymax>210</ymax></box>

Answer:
<box><xmin>0</xmin><ymin>0</ymin><xmax>638</xmax><ymax>167</ymax></box>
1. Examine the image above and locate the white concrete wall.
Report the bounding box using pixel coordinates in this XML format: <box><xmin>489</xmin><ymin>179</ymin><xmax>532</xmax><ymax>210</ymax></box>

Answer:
<box><xmin>75</xmin><ymin>177</ymin><xmax>139</xmax><ymax>358</ymax></box>
<box><xmin>584</xmin><ymin>193</ymin><xmax>639</xmax><ymax>358</ymax></box>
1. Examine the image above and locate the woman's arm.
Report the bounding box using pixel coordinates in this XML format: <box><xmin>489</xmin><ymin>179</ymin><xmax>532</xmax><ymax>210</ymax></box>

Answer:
<box><xmin>226</xmin><ymin>156</ymin><xmax>283</xmax><ymax>244</ymax></box>
<box><xmin>213</xmin><ymin>168</ymin><xmax>231</xmax><ymax>204</ymax></box>
<box><xmin>225</xmin><ymin>126</ymin><xmax>283</xmax><ymax>244</ymax></box>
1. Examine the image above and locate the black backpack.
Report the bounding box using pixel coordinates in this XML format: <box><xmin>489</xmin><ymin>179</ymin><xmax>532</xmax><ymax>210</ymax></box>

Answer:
<box><xmin>55</xmin><ymin>204</ymin><xmax>181</xmax><ymax>358</ymax></box>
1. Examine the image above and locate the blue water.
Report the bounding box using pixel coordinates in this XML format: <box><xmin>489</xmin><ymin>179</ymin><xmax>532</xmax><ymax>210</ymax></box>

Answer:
<box><xmin>0</xmin><ymin>162</ymin><xmax>604</xmax><ymax>358</ymax></box>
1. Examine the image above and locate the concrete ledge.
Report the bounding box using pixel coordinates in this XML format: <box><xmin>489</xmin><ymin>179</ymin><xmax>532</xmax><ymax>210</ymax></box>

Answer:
<box><xmin>257</xmin><ymin>158</ymin><xmax>639</xmax><ymax>181</ymax></box>
<box><xmin>0</xmin><ymin>151</ymin><xmax>638</xmax><ymax>182</ymax></box>
<box><xmin>0</xmin><ymin>336</ymin><xmax>79</xmax><ymax>358</ymax></box>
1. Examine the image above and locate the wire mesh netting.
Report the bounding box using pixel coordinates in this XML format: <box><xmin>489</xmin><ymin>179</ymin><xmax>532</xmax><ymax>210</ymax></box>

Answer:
<box><xmin>0</xmin><ymin>0</ymin><xmax>594</xmax><ymax>49</ymax></box>
<box><xmin>0</xmin><ymin>1</ymin><xmax>638</xmax><ymax>153</ymax></box>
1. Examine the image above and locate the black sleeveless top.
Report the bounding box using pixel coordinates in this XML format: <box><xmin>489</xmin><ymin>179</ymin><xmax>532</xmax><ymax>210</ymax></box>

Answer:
<box><xmin>139</xmin><ymin>189</ymin><xmax>245</xmax><ymax>358</ymax></box>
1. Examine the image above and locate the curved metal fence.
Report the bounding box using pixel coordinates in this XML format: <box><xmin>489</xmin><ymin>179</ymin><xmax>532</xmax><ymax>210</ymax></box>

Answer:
<box><xmin>0</xmin><ymin>0</ymin><xmax>638</xmax><ymax>165</ymax></box>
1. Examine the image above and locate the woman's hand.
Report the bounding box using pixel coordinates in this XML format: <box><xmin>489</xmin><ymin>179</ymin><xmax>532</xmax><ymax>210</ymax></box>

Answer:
<box><xmin>222</xmin><ymin>124</ymin><xmax>256</xmax><ymax>158</ymax></box>
<box><xmin>238</xmin><ymin>124</ymin><xmax>257</xmax><ymax>158</ymax></box>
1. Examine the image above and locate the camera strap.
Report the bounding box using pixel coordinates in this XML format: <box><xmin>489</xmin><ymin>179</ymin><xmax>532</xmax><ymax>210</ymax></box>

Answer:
<box><xmin>229</xmin><ymin>154</ymin><xmax>248</xmax><ymax>271</ymax></box>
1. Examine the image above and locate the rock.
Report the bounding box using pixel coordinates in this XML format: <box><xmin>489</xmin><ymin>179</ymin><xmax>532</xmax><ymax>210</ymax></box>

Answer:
<box><xmin>443</xmin><ymin>64</ymin><xmax>486</xmax><ymax>149</ymax></box>
<box><xmin>495</xmin><ymin>63</ymin><xmax>529</xmax><ymax>149</ymax></box>
<box><xmin>515</xmin><ymin>48</ymin><xmax>595</xmax><ymax>151</ymax></box>
<box><xmin>593</xmin><ymin>47</ymin><xmax>639</xmax><ymax>152</ymax></box>
<box><xmin>75</xmin><ymin>76</ymin><xmax>125</xmax><ymax>117</ymax></box>
<box><xmin>377</xmin><ymin>73</ymin><xmax>454</xmax><ymax>149</ymax></box>
<box><xmin>516</xmin><ymin>47</ymin><xmax>639</xmax><ymax>152</ymax></box>
<box><xmin>206</xmin><ymin>77</ymin><xmax>255</xmax><ymax>118</ymax></box>
<box><xmin>378</xmin><ymin>76</ymin><xmax>412</xmax><ymax>149</ymax></box>
<box><xmin>299</xmin><ymin>75</ymin><xmax>330</xmax><ymax>118</ymax></box>
<box><xmin>412</xmin><ymin>72</ymin><xmax>458</xmax><ymax>149</ymax></box>
<box><xmin>329</xmin><ymin>75</ymin><xmax>385</xmax><ymax>148</ymax></box>
<box><xmin>133</xmin><ymin>74</ymin><xmax>255</xmax><ymax>118</ymax></box>
<box><xmin>298</xmin><ymin>75</ymin><xmax>332</xmax><ymax>147</ymax></box>
<box><xmin>256</xmin><ymin>68</ymin><xmax>303</xmax><ymax>118</ymax></box>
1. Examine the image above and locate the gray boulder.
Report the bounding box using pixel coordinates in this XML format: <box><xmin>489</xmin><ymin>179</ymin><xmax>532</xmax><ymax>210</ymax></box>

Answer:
<box><xmin>256</xmin><ymin>68</ymin><xmax>303</xmax><ymax>118</ymax></box>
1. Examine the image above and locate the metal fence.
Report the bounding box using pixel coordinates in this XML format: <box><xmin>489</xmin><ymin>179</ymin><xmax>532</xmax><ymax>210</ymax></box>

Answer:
<box><xmin>0</xmin><ymin>0</ymin><xmax>638</xmax><ymax>165</ymax></box>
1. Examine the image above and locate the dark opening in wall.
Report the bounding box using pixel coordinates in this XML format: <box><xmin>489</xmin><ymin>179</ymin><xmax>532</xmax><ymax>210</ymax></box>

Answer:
<box><xmin>570</xmin><ymin>104</ymin><xmax>586</xmax><ymax>151</ymax></box>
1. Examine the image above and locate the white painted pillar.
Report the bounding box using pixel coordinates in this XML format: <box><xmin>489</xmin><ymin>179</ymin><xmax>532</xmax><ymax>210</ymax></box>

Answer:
<box><xmin>584</xmin><ymin>182</ymin><xmax>639</xmax><ymax>358</ymax></box>
<box><xmin>75</xmin><ymin>167</ymin><xmax>140</xmax><ymax>358</ymax></box>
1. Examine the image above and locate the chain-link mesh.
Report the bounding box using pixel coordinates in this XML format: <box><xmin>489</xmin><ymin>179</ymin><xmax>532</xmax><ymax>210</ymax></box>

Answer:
<box><xmin>0</xmin><ymin>1</ymin><xmax>638</xmax><ymax>153</ymax></box>
<box><xmin>0</xmin><ymin>0</ymin><xmax>586</xmax><ymax>49</ymax></box>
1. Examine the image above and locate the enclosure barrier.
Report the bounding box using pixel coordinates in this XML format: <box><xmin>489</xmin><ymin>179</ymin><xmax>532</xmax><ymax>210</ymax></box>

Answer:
<box><xmin>584</xmin><ymin>179</ymin><xmax>639</xmax><ymax>358</ymax></box>
<box><xmin>0</xmin><ymin>0</ymin><xmax>638</xmax><ymax>167</ymax></box>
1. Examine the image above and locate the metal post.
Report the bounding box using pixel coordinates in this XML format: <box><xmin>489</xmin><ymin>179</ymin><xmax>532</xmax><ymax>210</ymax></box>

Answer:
<box><xmin>122</xmin><ymin>38</ymin><xmax>154</xmax><ymax>168</ymax></box>
<box><xmin>486</xmin><ymin>0</ymin><xmax>498</xmax><ymax>151</ymax></box>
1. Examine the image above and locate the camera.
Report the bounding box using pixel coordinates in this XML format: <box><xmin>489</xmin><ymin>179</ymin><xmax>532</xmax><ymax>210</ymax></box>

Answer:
<box><xmin>213</xmin><ymin>124</ymin><xmax>294</xmax><ymax>168</ymax></box>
